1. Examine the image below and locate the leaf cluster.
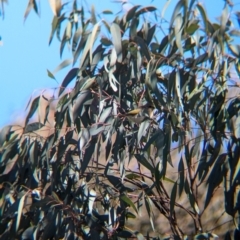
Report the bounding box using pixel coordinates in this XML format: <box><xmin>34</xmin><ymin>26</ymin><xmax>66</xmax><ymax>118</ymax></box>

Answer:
<box><xmin>1</xmin><ymin>0</ymin><xmax>240</xmax><ymax>239</ymax></box>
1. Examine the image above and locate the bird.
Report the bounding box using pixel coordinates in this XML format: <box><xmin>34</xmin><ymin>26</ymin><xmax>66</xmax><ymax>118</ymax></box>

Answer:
<box><xmin>119</xmin><ymin>104</ymin><xmax>155</xmax><ymax>124</ymax></box>
<box><xmin>125</xmin><ymin>104</ymin><xmax>154</xmax><ymax>118</ymax></box>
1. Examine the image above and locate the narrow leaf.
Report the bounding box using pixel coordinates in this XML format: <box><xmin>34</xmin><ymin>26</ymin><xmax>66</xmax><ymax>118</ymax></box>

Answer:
<box><xmin>121</xmin><ymin>194</ymin><xmax>138</xmax><ymax>214</ymax></box>
<box><xmin>47</xmin><ymin>69</ymin><xmax>57</xmax><ymax>81</ymax></box>
<box><xmin>196</xmin><ymin>3</ymin><xmax>208</xmax><ymax>33</ymax></box>
<box><xmin>111</xmin><ymin>23</ymin><xmax>122</xmax><ymax>62</ymax></box>
<box><xmin>89</xmin><ymin>21</ymin><xmax>101</xmax><ymax>64</ymax></box>
<box><xmin>170</xmin><ymin>182</ymin><xmax>177</xmax><ymax>216</ymax></box>
<box><xmin>58</xmin><ymin>68</ymin><xmax>79</xmax><ymax>96</ymax></box>
<box><xmin>53</xmin><ymin>59</ymin><xmax>73</xmax><ymax>74</ymax></box>
<box><xmin>102</xmin><ymin>10</ymin><xmax>113</xmax><ymax>15</ymax></box>
<box><xmin>16</xmin><ymin>194</ymin><xmax>26</xmax><ymax>231</ymax></box>
<box><xmin>25</xmin><ymin>96</ymin><xmax>40</xmax><ymax>125</ymax></box>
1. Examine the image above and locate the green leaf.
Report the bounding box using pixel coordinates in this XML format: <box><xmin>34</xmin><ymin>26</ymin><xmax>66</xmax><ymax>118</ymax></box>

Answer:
<box><xmin>204</xmin><ymin>153</ymin><xmax>225</xmax><ymax>209</ymax></box>
<box><xmin>111</xmin><ymin>23</ymin><xmax>122</xmax><ymax>62</ymax></box>
<box><xmin>0</xmin><ymin>153</ymin><xmax>18</xmax><ymax>176</ymax></box>
<box><xmin>220</xmin><ymin>4</ymin><xmax>229</xmax><ymax>33</ymax></box>
<box><xmin>79</xmin><ymin>32</ymin><xmax>93</xmax><ymax>70</ymax></box>
<box><xmin>47</xmin><ymin>69</ymin><xmax>57</xmax><ymax>81</ymax></box>
<box><xmin>178</xmin><ymin>156</ymin><xmax>185</xmax><ymax>197</ymax></box>
<box><xmin>224</xmin><ymin>231</ymin><xmax>232</xmax><ymax>240</ymax></box>
<box><xmin>81</xmin><ymin>138</ymin><xmax>96</xmax><ymax>174</ymax></box>
<box><xmin>170</xmin><ymin>181</ymin><xmax>177</xmax><ymax>216</ymax></box>
<box><xmin>135</xmin><ymin>154</ymin><xmax>154</xmax><ymax>172</ymax></box>
<box><xmin>143</xmin><ymin>129</ymin><xmax>164</xmax><ymax>151</ymax></box>
<box><xmin>73</xmin><ymin>30</ymin><xmax>90</xmax><ymax>66</ymax></box>
<box><xmin>163</xmin><ymin>176</ymin><xmax>175</xmax><ymax>184</ymax></box>
<box><xmin>146</xmin><ymin>24</ymin><xmax>156</xmax><ymax>45</ymax></box>
<box><xmin>89</xmin><ymin>21</ymin><xmax>101</xmax><ymax>64</ymax></box>
<box><xmin>25</xmin><ymin>96</ymin><xmax>40</xmax><ymax>125</ymax></box>
<box><xmin>89</xmin><ymin>123</ymin><xmax>107</xmax><ymax>136</ymax></box>
<box><xmin>186</xmin><ymin>22</ymin><xmax>199</xmax><ymax>35</ymax></box>
<box><xmin>129</xmin><ymin>17</ymin><xmax>138</xmax><ymax>39</ymax></box>
<box><xmin>24</xmin><ymin>122</ymin><xmax>45</xmax><ymax>133</ymax></box>
<box><xmin>73</xmin><ymin>90</ymin><xmax>91</xmax><ymax>121</ymax></box>
<box><xmin>125</xmin><ymin>212</ymin><xmax>136</xmax><ymax>219</ymax></box>
<box><xmin>16</xmin><ymin>193</ymin><xmax>26</xmax><ymax>231</ymax></box>
<box><xmin>49</xmin><ymin>16</ymin><xmax>58</xmax><ymax>45</ymax></box>
<box><xmin>193</xmin><ymin>52</ymin><xmax>208</xmax><ymax>66</ymax></box>
<box><xmin>102</xmin><ymin>10</ymin><xmax>113</xmax><ymax>15</ymax></box>
<box><xmin>22</xmin><ymin>226</ymin><xmax>37</xmax><ymax>240</ymax></box>
<box><xmin>91</xmin><ymin>5</ymin><xmax>97</xmax><ymax>25</ymax></box>
<box><xmin>134</xmin><ymin>36</ymin><xmax>151</xmax><ymax>61</ymax></box>
<box><xmin>125</xmin><ymin>5</ymin><xmax>141</xmax><ymax>22</ymax></box>
<box><xmin>53</xmin><ymin>59</ymin><xmax>72</xmax><ymax>74</ymax></box>
<box><xmin>174</xmin><ymin>14</ymin><xmax>183</xmax><ymax>55</ymax></box>
<box><xmin>196</xmin><ymin>3</ymin><xmax>208</xmax><ymax>33</ymax></box>
<box><xmin>88</xmin><ymin>189</ymin><xmax>96</xmax><ymax>214</ymax></box>
<box><xmin>135</xmin><ymin>6</ymin><xmax>157</xmax><ymax>17</ymax></box>
<box><xmin>135</xmin><ymin>232</ymin><xmax>145</xmax><ymax>240</ymax></box>
<box><xmin>175</xmin><ymin>70</ymin><xmax>183</xmax><ymax>110</ymax></box>
<box><xmin>229</xmin><ymin>29</ymin><xmax>240</xmax><ymax>37</ymax></box>
<box><xmin>78</xmin><ymin>128</ymin><xmax>90</xmax><ymax>150</ymax></box>
<box><xmin>24</xmin><ymin>0</ymin><xmax>38</xmax><ymax>22</ymax></box>
<box><xmin>169</xmin><ymin>0</ymin><xmax>183</xmax><ymax>31</ymax></box>
<box><xmin>161</xmin><ymin>0</ymin><xmax>171</xmax><ymax>19</ymax></box>
<box><xmin>145</xmin><ymin>196</ymin><xmax>155</xmax><ymax>231</ymax></box>
<box><xmin>72</xmin><ymin>27</ymin><xmax>82</xmax><ymax>52</ymax></box>
<box><xmin>60</xmin><ymin>21</ymin><xmax>72</xmax><ymax>57</ymax></box>
<box><xmin>80</xmin><ymin>77</ymin><xmax>96</xmax><ymax>91</ymax></box>
<box><xmin>158</xmin><ymin>35</ymin><xmax>169</xmax><ymax>54</ymax></box>
<box><xmin>228</xmin><ymin>44</ymin><xmax>240</xmax><ymax>57</ymax></box>
<box><xmin>236</xmin><ymin>12</ymin><xmax>240</xmax><ymax>27</ymax></box>
<box><xmin>91</xmin><ymin>44</ymin><xmax>105</xmax><ymax>71</ymax></box>
<box><xmin>58</xmin><ymin>68</ymin><xmax>79</xmax><ymax>96</ymax></box>
<box><xmin>100</xmin><ymin>37</ymin><xmax>112</xmax><ymax>46</ymax></box>
<box><xmin>125</xmin><ymin>173</ymin><xmax>141</xmax><ymax>180</ymax></box>
<box><xmin>121</xmin><ymin>194</ymin><xmax>138</xmax><ymax>214</ymax></box>
<box><xmin>232</xmin><ymin>154</ymin><xmax>240</xmax><ymax>184</ymax></box>
<box><xmin>0</xmin><ymin>125</ymin><xmax>11</xmax><ymax>146</ymax></box>
<box><xmin>138</xmin><ymin>120</ymin><xmax>150</xmax><ymax>144</ymax></box>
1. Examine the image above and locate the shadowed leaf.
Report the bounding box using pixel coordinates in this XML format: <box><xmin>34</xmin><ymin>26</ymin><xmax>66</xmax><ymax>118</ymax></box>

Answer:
<box><xmin>58</xmin><ymin>68</ymin><xmax>79</xmax><ymax>96</ymax></box>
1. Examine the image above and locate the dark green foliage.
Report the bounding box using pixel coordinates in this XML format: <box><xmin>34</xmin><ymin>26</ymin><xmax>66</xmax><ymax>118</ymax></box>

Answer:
<box><xmin>1</xmin><ymin>0</ymin><xmax>240</xmax><ymax>239</ymax></box>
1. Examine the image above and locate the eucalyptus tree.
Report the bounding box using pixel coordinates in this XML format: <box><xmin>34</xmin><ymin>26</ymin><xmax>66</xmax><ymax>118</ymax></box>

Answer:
<box><xmin>1</xmin><ymin>0</ymin><xmax>240</xmax><ymax>239</ymax></box>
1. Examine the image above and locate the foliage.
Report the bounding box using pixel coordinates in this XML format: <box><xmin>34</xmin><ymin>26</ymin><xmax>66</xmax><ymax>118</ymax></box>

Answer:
<box><xmin>1</xmin><ymin>0</ymin><xmax>240</xmax><ymax>239</ymax></box>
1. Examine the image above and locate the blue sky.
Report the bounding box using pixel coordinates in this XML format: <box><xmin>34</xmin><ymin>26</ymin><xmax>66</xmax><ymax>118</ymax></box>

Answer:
<box><xmin>0</xmin><ymin>0</ymin><xmax>227</xmax><ymax>128</ymax></box>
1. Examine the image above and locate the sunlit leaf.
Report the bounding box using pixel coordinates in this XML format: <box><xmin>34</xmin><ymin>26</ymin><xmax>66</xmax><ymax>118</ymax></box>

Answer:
<box><xmin>49</xmin><ymin>15</ymin><xmax>58</xmax><ymax>45</ymax></box>
<box><xmin>145</xmin><ymin>196</ymin><xmax>155</xmax><ymax>231</ymax></box>
<box><xmin>89</xmin><ymin>21</ymin><xmax>101</xmax><ymax>64</ymax></box>
<box><xmin>196</xmin><ymin>3</ymin><xmax>208</xmax><ymax>33</ymax></box>
<box><xmin>169</xmin><ymin>0</ymin><xmax>183</xmax><ymax>32</ymax></box>
<box><xmin>16</xmin><ymin>193</ymin><xmax>26</xmax><ymax>231</ymax></box>
<box><xmin>121</xmin><ymin>194</ymin><xmax>138</xmax><ymax>214</ymax></box>
<box><xmin>111</xmin><ymin>22</ymin><xmax>122</xmax><ymax>62</ymax></box>
<box><xmin>48</xmin><ymin>0</ymin><xmax>61</xmax><ymax>16</ymax></box>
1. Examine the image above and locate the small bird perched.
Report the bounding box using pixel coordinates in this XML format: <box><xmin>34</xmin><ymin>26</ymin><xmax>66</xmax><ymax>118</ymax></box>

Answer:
<box><xmin>125</xmin><ymin>104</ymin><xmax>154</xmax><ymax>118</ymax></box>
<box><xmin>119</xmin><ymin>104</ymin><xmax>155</xmax><ymax>123</ymax></box>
